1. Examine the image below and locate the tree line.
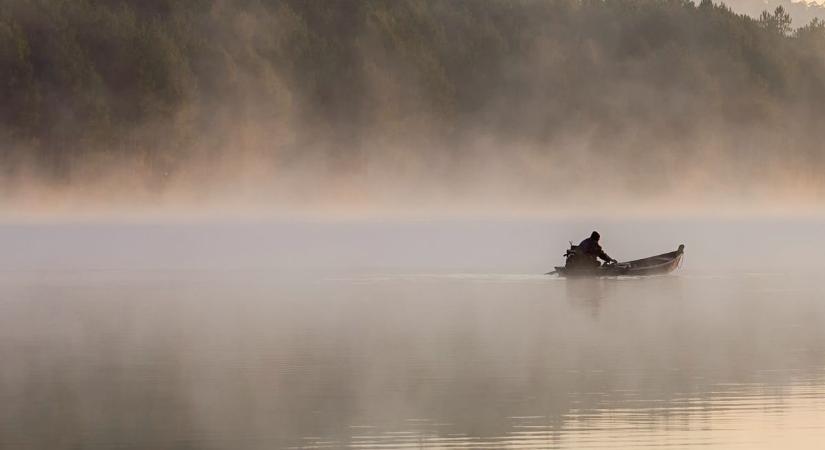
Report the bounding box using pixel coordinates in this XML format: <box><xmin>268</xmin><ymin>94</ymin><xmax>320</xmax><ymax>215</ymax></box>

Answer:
<box><xmin>1</xmin><ymin>0</ymin><xmax>824</xmax><ymax>180</ymax></box>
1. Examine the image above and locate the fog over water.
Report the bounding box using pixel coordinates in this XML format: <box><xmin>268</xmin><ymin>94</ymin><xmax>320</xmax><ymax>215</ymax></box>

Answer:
<box><xmin>2</xmin><ymin>0</ymin><xmax>825</xmax><ymax>448</ymax></box>
<box><xmin>1</xmin><ymin>218</ymin><xmax>823</xmax><ymax>273</ymax></box>
<box><xmin>3</xmin><ymin>0</ymin><xmax>825</xmax><ymax>216</ymax></box>
<box><xmin>1</xmin><ymin>219</ymin><xmax>825</xmax><ymax>449</ymax></box>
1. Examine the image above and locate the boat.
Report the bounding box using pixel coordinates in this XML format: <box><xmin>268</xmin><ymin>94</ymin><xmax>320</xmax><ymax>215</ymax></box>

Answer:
<box><xmin>549</xmin><ymin>244</ymin><xmax>684</xmax><ymax>277</ymax></box>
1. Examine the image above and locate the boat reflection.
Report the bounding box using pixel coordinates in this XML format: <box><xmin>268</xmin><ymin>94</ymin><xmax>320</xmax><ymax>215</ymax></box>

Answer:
<box><xmin>565</xmin><ymin>278</ymin><xmax>616</xmax><ymax>317</ymax></box>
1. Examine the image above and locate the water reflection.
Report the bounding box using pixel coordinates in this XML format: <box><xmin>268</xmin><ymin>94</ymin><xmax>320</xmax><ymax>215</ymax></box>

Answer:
<box><xmin>564</xmin><ymin>278</ymin><xmax>615</xmax><ymax>317</ymax></box>
<box><xmin>0</xmin><ymin>272</ymin><xmax>823</xmax><ymax>449</ymax></box>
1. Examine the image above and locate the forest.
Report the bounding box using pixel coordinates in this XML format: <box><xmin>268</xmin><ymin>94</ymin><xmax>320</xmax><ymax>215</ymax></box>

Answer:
<box><xmin>1</xmin><ymin>0</ymin><xmax>825</xmax><ymax>193</ymax></box>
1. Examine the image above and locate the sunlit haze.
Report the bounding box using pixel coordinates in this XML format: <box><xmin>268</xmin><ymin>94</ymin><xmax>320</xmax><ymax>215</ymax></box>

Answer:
<box><xmin>1</xmin><ymin>2</ymin><xmax>824</xmax><ymax>450</ymax></box>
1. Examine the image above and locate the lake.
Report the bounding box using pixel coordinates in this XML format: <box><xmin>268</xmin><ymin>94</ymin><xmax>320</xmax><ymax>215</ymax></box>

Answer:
<box><xmin>1</xmin><ymin>220</ymin><xmax>824</xmax><ymax>449</ymax></box>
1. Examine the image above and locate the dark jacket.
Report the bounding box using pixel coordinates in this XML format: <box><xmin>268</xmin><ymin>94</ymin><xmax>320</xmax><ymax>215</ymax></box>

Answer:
<box><xmin>578</xmin><ymin>237</ymin><xmax>613</xmax><ymax>263</ymax></box>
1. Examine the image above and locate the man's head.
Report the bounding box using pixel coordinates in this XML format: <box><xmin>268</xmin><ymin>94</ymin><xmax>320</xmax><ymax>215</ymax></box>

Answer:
<box><xmin>591</xmin><ymin>231</ymin><xmax>600</xmax><ymax>241</ymax></box>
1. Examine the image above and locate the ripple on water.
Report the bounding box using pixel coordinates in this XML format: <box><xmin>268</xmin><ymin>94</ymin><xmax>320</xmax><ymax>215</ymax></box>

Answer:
<box><xmin>293</xmin><ymin>376</ymin><xmax>825</xmax><ymax>449</ymax></box>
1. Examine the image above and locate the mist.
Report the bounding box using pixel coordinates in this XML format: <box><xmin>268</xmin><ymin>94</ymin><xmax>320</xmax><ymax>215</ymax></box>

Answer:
<box><xmin>3</xmin><ymin>3</ymin><xmax>825</xmax><ymax>449</ymax></box>
<box><xmin>1</xmin><ymin>0</ymin><xmax>825</xmax><ymax>218</ymax></box>
<box><xmin>0</xmin><ymin>217</ymin><xmax>822</xmax><ymax>276</ymax></box>
<box><xmin>2</xmin><ymin>221</ymin><xmax>825</xmax><ymax>449</ymax></box>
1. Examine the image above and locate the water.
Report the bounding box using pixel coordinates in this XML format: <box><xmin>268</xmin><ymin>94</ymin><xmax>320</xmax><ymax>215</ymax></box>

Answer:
<box><xmin>1</xmin><ymin>221</ymin><xmax>824</xmax><ymax>449</ymax></box>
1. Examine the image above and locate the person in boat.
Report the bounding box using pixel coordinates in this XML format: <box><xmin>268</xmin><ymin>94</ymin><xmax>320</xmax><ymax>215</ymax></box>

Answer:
<box><xmin>577</xmin><ymin>231</ymin><xmax>617</xmax><ymax>267</ymax></box>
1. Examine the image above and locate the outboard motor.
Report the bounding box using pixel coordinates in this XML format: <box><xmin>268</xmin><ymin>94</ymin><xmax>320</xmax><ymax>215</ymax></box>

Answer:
<box><xmin>563</xmin><ymin>244</ymin><xmax>583</xmax><ymax>269</ymax></box>
<box><xmin>564</xmin><ymin>242</ymin><xmax>602</xmax><ymax>270</ymax></box>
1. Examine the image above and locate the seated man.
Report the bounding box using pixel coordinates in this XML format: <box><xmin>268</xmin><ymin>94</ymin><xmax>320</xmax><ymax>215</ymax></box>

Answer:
<box><xmin>578</xmin><ymin>231</ymin><xmax>617</xmax><ymax>267</ymax></box>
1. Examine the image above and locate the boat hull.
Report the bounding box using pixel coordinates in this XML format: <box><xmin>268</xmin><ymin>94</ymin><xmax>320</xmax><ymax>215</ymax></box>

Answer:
<box><xmin>552</xmin><ymin>245</ymin><xmax>684</xmax><ymax>278</ymax></box>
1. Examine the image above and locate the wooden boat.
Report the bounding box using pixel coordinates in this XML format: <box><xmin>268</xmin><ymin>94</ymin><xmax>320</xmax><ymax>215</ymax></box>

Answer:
<box><xmin>550</xmin><ymin>244</ymin><xmax>684</xmax><ymax>277</ymax></box>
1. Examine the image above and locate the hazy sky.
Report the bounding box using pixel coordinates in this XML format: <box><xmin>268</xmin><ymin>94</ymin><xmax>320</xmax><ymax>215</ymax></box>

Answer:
<box><xmin>724</xmin><ymin>0</ymin><xmax>825</xmax><ymax>24</ymax></box>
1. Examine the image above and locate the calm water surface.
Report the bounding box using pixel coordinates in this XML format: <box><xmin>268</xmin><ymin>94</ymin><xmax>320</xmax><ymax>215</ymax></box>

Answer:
<box><xmin>1</xmin><ymin>269</ymin><xmax>824</xmax><ymax>449</ymax></box>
